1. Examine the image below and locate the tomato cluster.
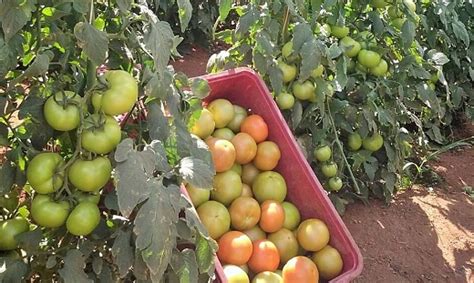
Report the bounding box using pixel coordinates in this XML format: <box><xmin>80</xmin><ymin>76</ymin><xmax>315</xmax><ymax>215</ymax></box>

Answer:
<box><xmin>0</xmin><ymin>70</ymin><xmax>138</xmax><ymax>248</ymax></box>
<box><xmin>188</xmin><ymin>99</ymin><xmax>344</xmax><ymax>282</ymax></box>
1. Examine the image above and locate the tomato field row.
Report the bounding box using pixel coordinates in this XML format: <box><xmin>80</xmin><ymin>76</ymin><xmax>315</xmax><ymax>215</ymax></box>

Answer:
<box><xmin>0</xmin><ymin>0</ymin><xmax>472</xmax><ymax>282</ymax></box>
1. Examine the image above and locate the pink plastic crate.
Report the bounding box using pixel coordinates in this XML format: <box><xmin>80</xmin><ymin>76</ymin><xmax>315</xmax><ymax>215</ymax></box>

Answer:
<box><xmin>198</xmin><ymin>68</ymin><xmax>363</xmax><ymax>282</ymax></box>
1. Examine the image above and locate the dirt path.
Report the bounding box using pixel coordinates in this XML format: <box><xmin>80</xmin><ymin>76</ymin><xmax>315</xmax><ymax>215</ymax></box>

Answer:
<box><xmin>171</xmin><ymin>47</ymin><xmax>474</xmax><ymax>282</ymax></box>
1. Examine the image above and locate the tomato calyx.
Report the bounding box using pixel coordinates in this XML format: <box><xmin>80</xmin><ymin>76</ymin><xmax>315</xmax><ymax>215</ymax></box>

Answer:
<box><xmin>83</xmin><ymin>113</ymin><xmax>107</xmax><ymax>131</ymax></box>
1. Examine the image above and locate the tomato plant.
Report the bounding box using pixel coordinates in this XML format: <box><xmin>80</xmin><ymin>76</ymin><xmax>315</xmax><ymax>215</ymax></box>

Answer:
<box><xmin>0</xmin><ymin>1</ymin><xmax>219</xmax><ymax>281</ymax></box>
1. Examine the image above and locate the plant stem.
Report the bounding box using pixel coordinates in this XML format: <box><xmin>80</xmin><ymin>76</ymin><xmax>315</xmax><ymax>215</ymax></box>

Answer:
<box><xmin>326</xmin><ymin>100</ymin><xmax>362</xmax><ymax>194</ymax></box>
<box><xmin>281</xmin><ymin>7</ymin><xmax>290</xmax><ymax>44</ymax></box>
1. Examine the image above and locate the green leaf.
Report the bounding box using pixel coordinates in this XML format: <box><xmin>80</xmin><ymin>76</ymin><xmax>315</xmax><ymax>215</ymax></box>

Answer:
<box><xmin>134</xmin><ymin>182</ymin><xmax>177</xmax><ymax>282</ymax></box>
<box><xmin>291</xmin><ymin>100</ymin><xmax>303</xmax><ymax>129</ymax></box>
<box><xmin>74</xmin><ymin>22</ymin><xmax>108</xmax><ymax>66</ymax></box>
<box><xmin>299</xmin><ymin>38</ymin><xmax>320</xmax><ymax>81</ymax></box>
<box><xmin>58</xmin><ymin>250</ymin><xmax>92</xmax><ymax>283</ymax></box>
<box><xmin>292</xmin><ymin>23</ymin><xmax>313</xmax><ymax>53</ymax></box>
<box><xmin>112</xmin><ymin>229</ymin><xmax>134</xmax><ymax>278</ymax></box>
<box><xmin>426</xmin><ymin>50</ymin><xmax>450</xmax><ymax>66</ymax></box>
<box><xmin>328</xmin><ymin>194</ymin><xmax>349</xmax><ymax>216</ymax></box>
<box><xmin>328</xmin><ymin>43</ymin><xmax>342</xmax><ymax>59</ymax></box>
<box><xmin>46</xmin><ymin>256</ymin><xmax>57</xmax><ymax>269</ymax></box>
<box><xmin>363</xmin><ymin>159</ymin><xmax>378</xmax><ymax>181</ymax></box>
<box><xmin>235</xmin><ymin>6</ymin><xmax>258</xmax><ymax>36</ymax></box>
<box><xmin>401</xmin><ymin>20</ymin><xmax>416</xmax><ymax>49</ymax></box>
<box><xmin>73</xmin><ymin>0</ymin><xmax>91</xmax><ymax>14</ymax></box>
<box><xmin>0</xmin><ymin>258</ymin><xmax>28</xmax><ymax>282</ymax></box>
<box><xmin>177</xmin><ymin>0</ymin><xmax>193</xmax><ymax>32</ymax></box>
<box><xmin>334</xmin><ymin>56</ymin><xmax>347</xmax><ymax>91</ymax></box>
<box><xmin>146</xmin><ymin>140</ymin><xmax>171</xmax><ymax>172</ymax></box>
<box><xmin>179</xmin><ymin>157</ymin><xmax>214</xmax><ymax>189</ymax></box>
<box><xmin>92</xmin><ymin>256</ymin><xmax>103</xmax><ymax>275</ymax></box>
<box><xmin>191</xmin><ymin>78</ymin><xmax>210</xmax><ymax>99</ymax></box>
<box><xmin>0</xmin><ymin>0</ymin><xmax>36</xmax><ymax>41</ymax></box>
<box><xmin>218</xmin><ymin>0</ymin><xmax>232</xmax><ymax>21</ymax></box>
<box><xmin>0</xmin><ymin>161</ymin><xmax>15</xmax><ymax>194</ymax></box>
<box><xmin>144</xmin><ymin>21</ymin><xmax>175</xmax><ymax>75</ymax></box>
<box><xmin>114</xmin><ymin>138</ymin><xmax>134</xmax><ymax>163</ymax></box>
<box><xmin>194</xmin><ymin>231</ymin><xmax>217</xmax><ymax>274</ymax></box>
<box><xmin>115</xmin><ymin>151</ymin><xmax>151</xmax><ymax>218</ymax></box>
<box><xmin>171</xmin><ymin>249</ymin><xmax>199</xmax><ymax>283</ymax></box>
<box><xmin>451</xmin><ymin>20</ymin><xmax>470</xmax><ymax>47</ymax></box>
<box><xmin>117</xmin><ymin>0</ymin><xmax>132</xmax><ymax>13</ymax></box>
<box><xmin>147</xmin><ymin>102</ymin><xmax>170</xmax><ymax>142</ymax></box>
<box><xmin>268</xmin><ymin>63</ymin><xmax>283</xmax><ymax>95</ymax></box>
<box><xmin>16</xmin><ymin>229</ymin><xmax>42</xmax><ymax>253</ymax></box>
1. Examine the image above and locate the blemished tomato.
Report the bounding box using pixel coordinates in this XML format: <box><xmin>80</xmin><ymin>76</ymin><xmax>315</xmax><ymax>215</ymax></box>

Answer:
<box><xmin>211</xmin><ymin>170</ymin><xmax>242</xmax><ymax>206</ymax></box>
<box><xmin>241</xmin><ymin>183</ymin><xmax>253</xmax><ymax>197</ymax></box>
<box><xmin>213</xmin><ymin>127</ymin><xmax>235</xmax><ymax>141</ymax></box>
<box><xmin>362</xmin><ymin>133</ymin><xmax>384</xmax><ymax>151</ymax></box>
<box><xmin>229</xmin><ymin>197</ymin><xmax>261</xmax><ymax>231</ymax></box>
<box><xmin>232</xmin><ymin>133</ymin><xmax>258</xmax><ymax>165</ymax></box>
<box><xmin>242</xmin><ymin>163</ymin><xmax>261</xmax><ymax>186</ymax></box>
<box><xmin>243</xmin><ymin>225</ymin><xmax>266</xmax><ymax>242</ymax></box>
<box><xmin>276</xmin><ymin>92</ymin><xmax>295</xmax><ymax>110</ymax></box>
<box><xmin>240</xmin><ymin>115</ymin><xmax>269</xmax><ymax>143</ymax></box>
<box><xmin>66</xmin><ymin>202</ymin><xmax>101</xmax><ymax>236</ymax></box>
<box><xmin>340</xmin><ymin>36</ymin><xmax>361</xmax><ymax>58</ymax></box>
<box><xmin>321</xmin><ymin>161</ymin><xmax>338</xmax><ymax>178</ymax></box>
<box><xmin>311</xmin><ymin>65</ymin><xmax>325</xmax><ymax>78</ymax></box>
<box><xmin>92</xmin><ymin>70</ymin><xmax>138</xmax><ymax>116</ymax></box>
<box><xmin>297</xmin><ymin>219</ymin><xmax>330</xmax><ymax>251</ymax></box>
<box><xmin>252</xmin><ymin>271</ymin><xmax>283</xmax><ymax>283</ymax></box>
<box><xmin>0</xmin><ymin>217</ymin><xmax>29</xmax><ymax>251</ymax></box>
<box><xmin>281</xmin><ymin>41</ymin><xmax>293</xmax><ymax>58</ymax></box>
<box><xmin>223</xmin><ymin>265</ymin><xmax>250</xmax><ymax>283</ymax></box>
<box><xmin>253</xmin><ymin>141</ymin><xmax>281</xmax><ymax>171</ymax></box>
<box><xmin>231</xmin><ymin>163</ymin><xmax>243</xmax><ymax>176</ymax></box>
<box><xmin>282</xmin><ymin>256</ymin><xmax>319</xmax><ymax>283</ymax></box>
<box><xmin>311</xmin><ymin>245</ymin><xmax>344</xmax><ymax>280</ymax></box>
<box><xmin>357</xmin><ymin>50</ymin><xmax>381</xmax><ymax>68</ymax></box>
<box><xmin>206</xmin><ymin>138</ymin><xmax>236</xmax><ymax>172</ymax></box>
<box><xmin>268</xmin><ymin>228</ymin><xmax>299</xmax><ymax>263</ymax></box>
<box><xmin>185</xmin><ymin>183</ymin><xmax>210</xmax><ymax>207</ymax></box>
<box><xmin>31</xmin><ymin>194</ymin><xmax>70</xmax><ymax>228</ymax></box>
<box><xmin>370</xmin><ymin>59</ymin><xmax>389</xmax><ymax>77</ymax></box>
<box><xmin>217</xmin><ymin>231</ymin><xmax>253</xmax><ymax>265</ymax></box>
<box><xmin>330</xmin><ymin>25</ymin><xmax>349</xmax><ymax>38</ymax></box>
<box><xmin>252</xmin><ymin>171</ymin><xmax>287</xmax><ymax>203</ymax></box>
<box><xmin>259</xmin><ymin>200</ymin><xmax>285</xmax><ymax>233</ymax></box>
<box><xmin>292</xmin><ymin>81</ymin><xmax>315</xmax><ymax>101</ymax></box>
<box><xmin>27</xmin><ymin>152</ymin><xmax>64</xmax><ymax>194</ymax></box>
<box><xmin>81</xmin><ymin>114</ymin><xmax>121</xmax><ymax>154</ymax></box>
<box><xmin>281</xmin><ymin>202</ymin><xmax>301</xmax><ymax>231</ymax></box>
<box><xmin>278</xmin><ymin>61</ymin><xmax>297</xmax><ymax>83</ymax></box>
<box><xmin>314</xmin><ymin>145</ymin><xmax>332</xmax><ymax>162</ymax></box>
<box><xmin>328</xmin><ymin>177</ymin><xmax>343</xmax><ymax>192</ymax></box>
<box><xmin>43</xmin><ymin>91</ymin><xmax>81</xmax><ymax>131</ymax></box>
<box><xmin>227</xmin><ymin>105</ymin><xmax>248</xmax><ymax>133</ymax></box>
<box><xmin>348</xmin><ymin>132</ymin><xmax>362</xmax><ymax>151</ymax></box>
<box><xmin>208</xmin><ymin>98</ymin><xmax>235</xmax><ymax>128</ymax></box>
<box><xmin>68</xmin><ymin>157</ymin><xmax>112</xmax><ymax>192</ymax></box>
<box><xmin>73</xmin><ymin>191</ymin><xmax>101</xmax><ymax>204</ymax></box>
<box><xmin>190</xmin><ymin>109</ymin><xmax>215</xmax><ymax>139</ymax></box>
<box><xmin>248</xmin><ymin>239</ymin><xmax>280</xmax><ymax>273</ymax></box>
<box><xmin>197</xmin><ymin>201</ymin><xmax>231</xmax><ymax>240</ymax></box>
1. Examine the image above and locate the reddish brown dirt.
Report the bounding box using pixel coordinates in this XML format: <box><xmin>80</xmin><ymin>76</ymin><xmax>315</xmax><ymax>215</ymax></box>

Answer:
<box><xmin>170</xmin><ymin>45</ymin><xmax>210</xmax><ymax>78</ymax></box>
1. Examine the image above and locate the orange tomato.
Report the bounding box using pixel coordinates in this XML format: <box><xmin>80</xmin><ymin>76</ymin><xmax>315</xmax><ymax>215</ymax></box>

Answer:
<box><xmin>229</xmin><ymin>197</ymin><xmax>261</xmax><ymax>231</ymax></box>
<box><xmin>206</xmin><ymin>137</ymin><xmax>236</xmax><ymax>172</ymax></box>
<box><xmin>217</xmin><ymin>231</ymin><xmax>253</xmax><ymax>265</ymax></box>
<box><xmin>253</xmin><ymin>141</ymin><xmax>281</xmax><ymax>171</ymax></box>
<box><xmin>231</xmin><ymin>133</ymin><xmax>258</xmax><ymax>164</ymax></box>
<box><xmin>282</xmin><ymin>256</ymin><xmax>319</xmax><ymax>283</ymax></box>
<box><xmin>240</xmin><ymin>115</ymin><xmax>268</xmax><ymax>143</ymax></box>
<box><xmin>248</xmin><ymin>239</ymin><xmax>280</xmax><ymax>273</ymax></box>
<box><xmin>259</xmin><ymin>200</ymin><xmax>285</xmax><ymax>233</ymax></box>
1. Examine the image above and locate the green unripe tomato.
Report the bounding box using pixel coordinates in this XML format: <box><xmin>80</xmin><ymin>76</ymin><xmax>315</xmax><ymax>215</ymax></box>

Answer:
<box><xmin>68</xmin><ymin>157</ymin><xmax>112</xmax><ymax>192</ymax></box>
<box><xmin>43</xmin><ymin>91</ymin><xmax>81</xmax><ymax>131</ymax></box>
<box><xmin>357</xmin><ymin>50</ymin><xmax>381</xmax><ymax>68</ymax></box>
<box><xmin>282</xmin><ymin>41</ymin><xmax>294</xmax><ymax>58</ymax></box>
<box><xmin>340</xmin><ymin>37</ymin><xmax>361</xmax><ymax>58</ymax></box>
<box><xmin>92</xmin><ymin>70</ymin><xmax>138</xmax><ymax>116</ymax></box>
<box><xmin>311</xmin><ymin>65</ymin><xmax>325</xmax><ymax>78</ymax></box>
<box><xmin>347</xmin><ymin>133</ymin><xmax>363</xmax><ymax>151</ymax></box>
<box><xmin>278</xmin><ymin>61</ymin><xmax>298</xmax><ymax>83</ymax></box>
<box><xmin>403</xmin><ymin>0</ymin><xmax>416</xmax><ymax>12</ymax></box>
<box><xmin>276</xmin><ymin>92</ymin><xmax>295</xmax><ymax>110</ymax></box>
<box><xmin>31</xmin><ymin>194</ymin><xmax>70</xmax><ymax>228</ymax></box>
<box><xmin>66</xmin><ymin>202</ymin><xmax>101</xmax><ymax>236</ymax></box>
<box><xmin>328</xmin><ymin>177</ymin><xmax>343</xmax><ymax>191</ymax></box>
<box><xmin>362</xmin><ymin>133</ymin><xmax>384</xmax><ymax>152</ymax></box>
<box><xmin>74</xmin><ymin>191</ymin><xmax>101</xmax><ymax>204</ymax></box>
<box><xmin>388</xmin><ymin>6</ymin><xmax>403</xmax><ymax>18</ymax></box>
<box><xmin>213</xmin><ymin>128</ymin><xmax>236</xmax><ymax>141</ymax></box>
<box><xmin>391</xmin><ymin>18</ymin><xmax>406</xmax><ymax>30</ymax></box>
<box><xmin>370</xmin><ymin>59</ymin><xmax>389</xmax><ymax>77</ymax></box>
<box><xmin>330</xmin><ymin>25</ymin><xmax>350</xmax><ymax>39</ymax></box>
<box><xmin>314</xmin><ymin>145</ymin><xmax>332</xmax><ymax>162</ymax></box>
<box><xmin>0</xmin><ymin>217</ymin><xmax>29</xmax><ymax>251</ymax></box>
<box><xmin>357</xmin><ymin>31</ymin><xmax>377</xmax><ymax>49</ymax></box>
<box><xmin>292</xmin><ymin>81</ymin><xmax>316</xmax><ymax>101</ymax></box>
<box><xmin>281</xmin><ymin>202</ymin><xmax>301</xmax><ymax>231</ymax></box>
<box><xmin>27</xmin><ymin>152</ymin><xmax>64</xmax><ymax>194</ymax></box>
<box><xmin>321</xmin><ymin>162</ymin><xmax>338</xmax><ymax>178</ymax></box>
<box><xmin>185</xmin><ymin>183</ymin><xmax>211</xmax><ymax>207</ymax></box>
<box><xmin>81</xmin><ymin>114</ymin><xmax>122</xmax><ymax>154</ymax></box>
<box><xmin>371</xmin><ymin>0</ymin><xmax>387</xmax><ymax>8</ymax></box>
